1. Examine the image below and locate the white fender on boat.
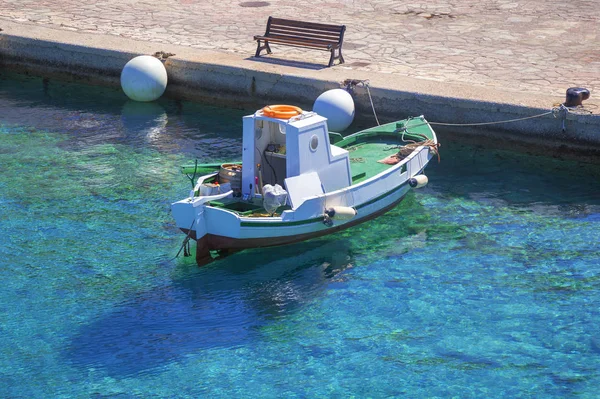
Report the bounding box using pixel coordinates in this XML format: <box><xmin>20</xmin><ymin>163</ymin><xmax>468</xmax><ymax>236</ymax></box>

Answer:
<box><xmin>313</xmin><ymin>89</ymin><xmax>355</xmax><ymax>132</ymax></box>
<box><xmin>325</xmin><ymin>206</ymin><xmax>357</xmax><ymax>220</ymax></box>
<box><xmin>120</xmin><ymin>55</ymin><xmax>168</xmax><ymax>102</ymax></box>
<box><xmin>409</xmin><ymin>174</ymin><xmax>428</xmax><ymax>188</ymax></box>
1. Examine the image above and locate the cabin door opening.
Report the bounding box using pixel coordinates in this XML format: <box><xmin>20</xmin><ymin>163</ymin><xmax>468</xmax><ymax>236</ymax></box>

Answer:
<box><xmin>255</xmin><ymin>120</ymin><xmax>287</xmax><ymax>187</ymax></box>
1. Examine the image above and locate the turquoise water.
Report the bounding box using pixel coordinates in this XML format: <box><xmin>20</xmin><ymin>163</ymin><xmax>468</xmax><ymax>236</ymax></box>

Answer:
<box><xmin>1</xmin><ymin>72</ymin><xmax>600</xmax><ymax>398</ymax></box>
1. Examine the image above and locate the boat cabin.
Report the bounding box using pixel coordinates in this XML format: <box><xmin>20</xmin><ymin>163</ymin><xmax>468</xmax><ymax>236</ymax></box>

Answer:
<box><xmin>241</xmin><ymin>111</ymin><xmax>351</xmax><ymax>208</ymax></box>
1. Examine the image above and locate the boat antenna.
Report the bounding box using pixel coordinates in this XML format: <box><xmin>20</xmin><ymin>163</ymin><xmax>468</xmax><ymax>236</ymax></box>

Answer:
<box><xmin>184</xmin><ymin>159</ymin><xmax>199</xmax><ymax>188</ymax></box>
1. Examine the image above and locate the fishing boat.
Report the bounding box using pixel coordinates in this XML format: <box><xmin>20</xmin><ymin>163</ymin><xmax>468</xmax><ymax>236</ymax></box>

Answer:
<box><xmin>171</xmin><ymin>105</ymin><xmax>439</xmax><ymax>265</ymax></box>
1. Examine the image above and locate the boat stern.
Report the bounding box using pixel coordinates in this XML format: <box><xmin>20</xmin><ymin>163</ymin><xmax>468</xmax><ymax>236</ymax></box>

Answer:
<box><xmin>171</xmin><ymin>199</ymin><xmax>203</xmax><ymax>238</ymax></box>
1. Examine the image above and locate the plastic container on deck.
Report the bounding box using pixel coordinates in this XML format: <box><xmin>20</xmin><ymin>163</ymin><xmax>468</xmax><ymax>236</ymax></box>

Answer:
<box><xmin>219</xmin><ymin>164</ymin><xmax>242</xmax><ymax>191</ymax></box>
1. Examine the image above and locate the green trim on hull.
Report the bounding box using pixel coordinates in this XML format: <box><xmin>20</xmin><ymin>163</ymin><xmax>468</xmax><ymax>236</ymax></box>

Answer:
<box><xmin>356</xmin><ymin>179</ymin><xmax>409</xmax><ymax>209</ymax></box>
<box><xmin>240</xmin><ymin>217</ymin><xmax>323</xmax><ymax>228</ymax></box>
<box><xmin>180</xmin><ymin>161</ymin><xmax>242</xmax><ymax>175</ymax></box>
<box><xmin>197</xmin><ymin>193</ymin><xmax>410</xmax><ymax>264</ymax></box>
<box><xmin>239</xmin><ymin>179</ymin><xmax>410</xmax><ymax>227</ymax></box>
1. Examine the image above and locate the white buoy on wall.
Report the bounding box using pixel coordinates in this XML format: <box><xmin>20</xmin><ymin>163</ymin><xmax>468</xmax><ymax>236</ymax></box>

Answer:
<box><xmin>313</xmin><ymin>89</ymin><xmax>355</xmax><ymax>132</ymax></box>
<box><xmin>120</xmin><ymin>55</ymin><xmax>168</xmax><ymax>102</ymax></box>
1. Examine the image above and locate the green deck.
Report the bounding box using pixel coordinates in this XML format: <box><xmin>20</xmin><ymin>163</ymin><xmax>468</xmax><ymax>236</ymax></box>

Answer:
<box><xmin>338</xmin><ymin>117</ymin><xmax>435</xmax><ymax>184</ymax></box>
<box><xmin>345</xmin><ymin>141</ymin><xmax>404</xmax><ymax>184</ymax></box>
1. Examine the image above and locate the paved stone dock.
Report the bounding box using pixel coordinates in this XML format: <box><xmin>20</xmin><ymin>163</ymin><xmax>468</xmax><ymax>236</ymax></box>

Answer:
<box><xmin>0</xmin><ymin>0</ymin><xmax>598</xmax><ymax>102</ymax></box>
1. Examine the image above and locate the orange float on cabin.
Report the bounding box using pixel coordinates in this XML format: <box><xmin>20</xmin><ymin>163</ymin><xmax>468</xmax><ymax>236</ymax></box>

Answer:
<box><xmin>261</xmin><ymin>105</ymin><xmax>303</xmax><ymax>119</ymax></box>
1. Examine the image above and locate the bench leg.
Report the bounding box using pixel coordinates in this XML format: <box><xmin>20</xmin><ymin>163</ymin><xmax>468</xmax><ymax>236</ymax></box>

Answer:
<box><xmin>328</xmin><ymin>48</ymin><xmax>345</xmax><ymax>67</ymax></box>
<box><xmin>255</xmin><ymin>40</ymin><xmax>272</xmax><ymax>57</ymax></box>
<box><xmin>255</xmin><ymin>41</ymin><xmax>263</xmax><ymax>57</ymax></box>
<box><xmin>328</xmin><ymin>50</ymin><xmax>335</xmax><ymax>67</ymax></box>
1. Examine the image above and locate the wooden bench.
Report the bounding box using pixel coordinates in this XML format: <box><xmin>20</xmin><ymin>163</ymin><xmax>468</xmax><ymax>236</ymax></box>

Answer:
<box><xmin>254</xmin><ymin>17</ymin><xmax>346</xmax><ymax>67</ymax></box>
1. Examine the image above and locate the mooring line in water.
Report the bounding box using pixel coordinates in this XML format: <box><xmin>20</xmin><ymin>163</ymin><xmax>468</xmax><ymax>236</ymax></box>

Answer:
<box><xmin>174</xmin><ymin>219</ymin><xmax>195</xmax><ymax>259</ymax></box>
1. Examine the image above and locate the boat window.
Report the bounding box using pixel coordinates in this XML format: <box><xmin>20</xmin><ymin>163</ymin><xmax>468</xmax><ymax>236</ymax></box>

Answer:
<box><xmin>310</xmin><ymin>134</ymin><xmax>319</xmax><ymax>151</ymax></box>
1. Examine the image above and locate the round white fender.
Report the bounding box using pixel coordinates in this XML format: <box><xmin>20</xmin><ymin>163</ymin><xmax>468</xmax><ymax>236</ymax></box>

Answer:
<box><xmin>325</xmin><ymin>206</ymin><xmax>357</xmax><ymax>220</ymax></box>
<box><xmin>409</xmin><ymin>174</ymin><xmax>428</xmax><ymax>188</ymax></box>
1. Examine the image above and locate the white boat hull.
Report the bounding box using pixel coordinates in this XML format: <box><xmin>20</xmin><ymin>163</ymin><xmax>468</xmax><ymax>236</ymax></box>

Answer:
<box><xmin>171</xmin><ymin>145</ymin><xmax>431</xmax><ymax>264</ymax></box>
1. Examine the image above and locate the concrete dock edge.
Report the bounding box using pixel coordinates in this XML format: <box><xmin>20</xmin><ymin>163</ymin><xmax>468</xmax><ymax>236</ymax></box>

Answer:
<box><xmin>1</xmin><ymin>21</ymin><xmax>599</xmax><ymax>158</ymax></box>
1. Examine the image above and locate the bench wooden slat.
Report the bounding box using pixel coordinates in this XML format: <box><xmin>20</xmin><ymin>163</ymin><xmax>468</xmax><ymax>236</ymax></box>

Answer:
<box><xmin>254</xmin><ymin>36</ymin><xmax>337</xmax><ymax>50</ymax></box>
<box><xmin>254</xmin><ymin>16</ymin><xmax>346</xmax><ymax>67</ymax></box>
<box><xmin>269</xmin><ymin>17</ymin><xmax>344</xmax><ymax>33</ymax></box>
<box><xmin>258</xmin><ymin>33</ymin><xmax>341</xmax><ymax>46</ymax></box>
<box><xmin>256</xmin><ymin>41</ymin><xmax>336</xmax><ymax>52</ymax></box>
<box><xmin>268</xmin><ymin>27</ymin><xmax>343</xmax><ymax>41</ymax></box>
<box><xmin>269</xmin><ymin>24</ymin><xmax>344</xmax><ymax>35</ymax></box>
<box><xmin>268</xmin><ymin>24</ymin><xmax>343</xmax><ymax>35</ymax></box>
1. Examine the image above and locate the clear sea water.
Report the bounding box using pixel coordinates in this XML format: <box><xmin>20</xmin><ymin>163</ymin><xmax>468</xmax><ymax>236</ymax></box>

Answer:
<box><xmin>1</xmin><ymin>72</ymin><xmax>599</xmax><ymax>398</ymax></box>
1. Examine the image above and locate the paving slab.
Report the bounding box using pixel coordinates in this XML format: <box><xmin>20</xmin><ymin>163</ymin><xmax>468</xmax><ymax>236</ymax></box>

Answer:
<box><xmin>0</xmin><ymin>0</ymin><xmax>598</xmax><ymax>100</ymax></box>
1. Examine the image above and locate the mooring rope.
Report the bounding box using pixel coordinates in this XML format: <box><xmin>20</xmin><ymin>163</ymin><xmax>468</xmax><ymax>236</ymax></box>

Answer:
<box><xmin>400</xmin><ymin>139</ymin><xmax>441</xmax><ymax>162</ymax></box>
<box><xmin>344</xmin><ymin>79</ymin><xmax>380</xmax><ymax>126</ymax></box>
<box><xmin>554</xmin><ymin>103</ymin><xmax>597</xmax><ymax>115</ymax></box>
<box><xmin>388</xmin><ymin>105</ymin><xmax>581</xmax><ymax>163</ymax></box>
<box><xmin>343</xmin><ymin>77</ymin><xmax>595</xmax><ymax>132</ymax></box>
<box><xmin>393</xmin><ymin>104</ymin><xmax>592</xmax><ymax>136</ymax></box>
<box><xmin>429</xmin><ymin>110</ymin><xmax>555</xmax><ymax>127</ymax></box>
<box><xmin>174</xmin><ymin>219</ymin><xmax>195</xmax><ymax>259</ymax></box>
<box><xmin>400</xmin><ymin>108</ymin><xmax>560</xmax><ymax>131</ymax></box>
<box><xmin>364</xmin><ymin>82</ymin><xmax>380</xmax><ymax>126</ymax></box>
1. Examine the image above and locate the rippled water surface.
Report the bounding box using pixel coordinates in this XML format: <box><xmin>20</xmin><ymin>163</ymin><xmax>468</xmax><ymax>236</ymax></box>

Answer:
<box><xmin>1</xmin><ymin>72</ymin><xmax>600</xmax><ymax>398</ymax></box>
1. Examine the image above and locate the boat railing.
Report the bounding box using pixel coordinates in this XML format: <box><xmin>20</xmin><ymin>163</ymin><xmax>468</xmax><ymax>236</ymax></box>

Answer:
<box><xmin>189</xmin><ymin>172</ymin><xmax>234</xmax><ymax>207</ymax></box>
<box><xmin>191</xmin><ymin>190</ymin><xmax>234</xmax><ymax>208</ymax></box>
<box><xmin>404</xmin><ymin>145</ymin><xmax>429</xmax><ymax>177</ymax></box>
<box><xmin>190</xmin><ymin>172</ymin><xmax>218</xmax><ymax>198</ymax></box>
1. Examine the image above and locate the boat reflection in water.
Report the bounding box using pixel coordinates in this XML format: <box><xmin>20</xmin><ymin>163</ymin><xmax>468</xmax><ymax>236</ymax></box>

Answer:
<box><xmin>66</xmin><ymin>238</ymin><xmax>353</xmax><ymax>376</ymax></box>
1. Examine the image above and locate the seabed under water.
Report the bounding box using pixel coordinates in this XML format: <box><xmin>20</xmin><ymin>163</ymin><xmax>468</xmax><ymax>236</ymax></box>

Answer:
<box><xmin>1</xmin><ymin>72</ymin><xmax>600</xmax><ymax>398</ymax></box>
